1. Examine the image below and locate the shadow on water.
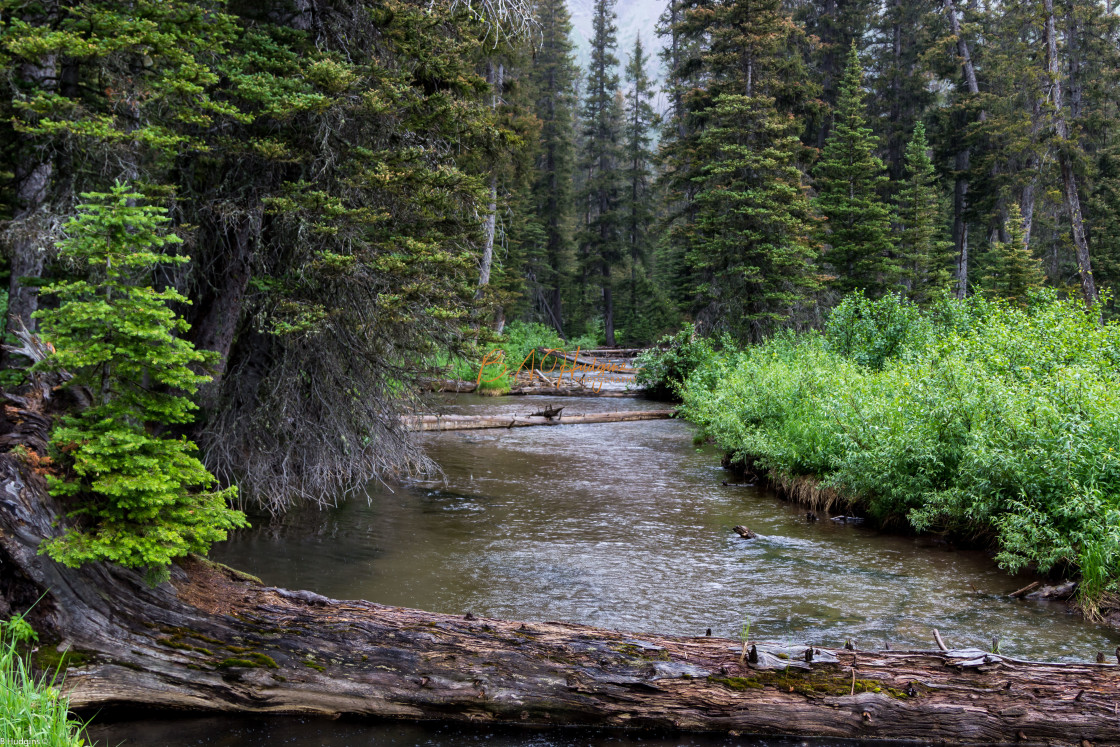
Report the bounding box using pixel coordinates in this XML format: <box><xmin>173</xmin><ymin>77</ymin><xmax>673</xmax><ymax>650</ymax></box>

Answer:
<box><xmin>87</xmin><ymin>714</ymin><xmax>930</xmax><ymax>747</ymax></box>
<box><xmin>91</xmin><ymin>394</ymin><xmax>1120</xmax><ymax>746</ymax></box>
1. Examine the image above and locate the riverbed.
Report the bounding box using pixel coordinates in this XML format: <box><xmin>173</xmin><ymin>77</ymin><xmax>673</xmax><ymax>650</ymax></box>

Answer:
<box><xmin>87</xmin><ymin>394</ymin><xmax>1120</xmax><ymax>746</ymax></box>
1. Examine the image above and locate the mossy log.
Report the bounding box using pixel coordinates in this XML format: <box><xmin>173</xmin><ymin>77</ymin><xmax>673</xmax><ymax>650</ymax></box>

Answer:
<box><xmin>2</xmin><ymin>403</ymin><xmax>1120</xmax><ymax>743</ymax></box>
<box><xmin>402</xmin><ymin>410</ymin><xmax>676</xmax><ymax>431</ymax></box>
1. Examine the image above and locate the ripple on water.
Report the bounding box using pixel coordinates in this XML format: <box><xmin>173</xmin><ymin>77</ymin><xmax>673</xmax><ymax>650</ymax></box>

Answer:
<box><xmin>212</xmin><ymin>395</ymin><xmax>1120</xmax><ymax>662</ymax></box>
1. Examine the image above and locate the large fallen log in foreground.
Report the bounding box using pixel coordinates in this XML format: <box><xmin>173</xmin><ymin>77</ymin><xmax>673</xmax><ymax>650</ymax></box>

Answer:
<box><xmin>402</xmin><ymin>409</ymin><xmax>676</xmax><ymax>431</ymax></box>
<box><xmin>3</xmin><ymin>405</ymin><xmax>1120</xmax><ymax>743</ymax></box>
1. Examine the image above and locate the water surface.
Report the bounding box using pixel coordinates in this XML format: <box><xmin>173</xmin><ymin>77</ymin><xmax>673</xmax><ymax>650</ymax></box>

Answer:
<box><xmin>89</xmin><ymin>394</ymin><xmax>1120</xmax><ymax>746</ymax></box>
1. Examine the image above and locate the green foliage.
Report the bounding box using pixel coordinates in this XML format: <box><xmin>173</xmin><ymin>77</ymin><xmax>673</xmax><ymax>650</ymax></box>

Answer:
<box><xmin>471</xmin><ymin>320</ymin><xmax>569</xmax><ymax>390</ymax></box>
<box><xmin>823</xmin><ymin>291</ymin><xmax>932</xmax><ymax>370</ymax></box>
<box><xmin>814</xmin><ymin>43</ymin><xmax>895</xmax><ymax>297</ymax></box>
<box><xmin>0</xmin><ymin>613</ymin><xmax>37</xmax><ymax>646</ymax></box>
<box><xmin>33</xmin><ymin>186</ymin><xmax>245</xmax><ymax>580</ymax></box>
<box><xmin>634</xmin><ymin>324</ymin><xmax>715</xmax><ymax>400</ymax></box>
<box><xmin>682</xmin><ymin>293</ymin><xmax>1120</xmax><ymax>608</ymax></box>
<box><xmin>0</xmin><ymin>620</ymin><xmax>87</xmax><ymax>746</ymax></box>
<box><xmin>980</xmin><ymin>204</ymin><xmax>1046</xmax><ymax>305</ymax></box>
<box><xmin>660</xmin><ymin>0</ymin><xmax>821</xmax><ymax>340</ymax></box>
<box><xmin>895</xmin><ymin>123</ymin><xmax>954</xmax><ymax>304</ymax></box>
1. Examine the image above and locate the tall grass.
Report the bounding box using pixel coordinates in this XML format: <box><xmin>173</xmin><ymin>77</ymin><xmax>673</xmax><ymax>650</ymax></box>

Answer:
<box><xmin>678</xmin><ymin>292</ymin><xmax>1120</xmax><ymax>611</ymax></box>
<box><xmin>0</xmin><ymin>615</ymin><xmax>87</xmax><ymax>746</ymax></box>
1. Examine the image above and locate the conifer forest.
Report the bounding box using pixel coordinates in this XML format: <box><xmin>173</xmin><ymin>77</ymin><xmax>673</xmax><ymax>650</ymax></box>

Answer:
<box><xmin>6</xmin><ymin>0</ymin><xmax>1120</xmax><ymax>744</ymax></box>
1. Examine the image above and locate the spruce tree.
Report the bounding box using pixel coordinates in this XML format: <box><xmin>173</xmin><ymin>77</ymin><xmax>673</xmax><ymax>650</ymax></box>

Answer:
<box><xmin>896</xmin><ymin>123</ymin><xmax>955</xmax><ymax>304</ymax></box>
<box><xmin>981</xmin><ymin>203</ymin><xmax>1045</xmax><ymax>304</ymax></box>
<box><xmin>523</xmin><ymin>0</ymin><xmax>580</xmax><ymax>334</ymax></box>
<box><xmin>620</xmin><ymin>35</ymin><xmax>661</xmax><ymax>342</ymax></box>
<box><xmin>684</xmin><ymin>0</ymin><xmax>820</xmax><ymax>340</ymax></box>
<box><xmin>575</xmin><ymin>0</ymin><xmax>624</xmax><ymax>345</ymax></box>
<box><xmin>34</xmin><ymin>186</ymin><xmax>246</xmax><ymax>583</ymax></box>
<box><xmin>815</xmin><ymin>43</ymin><xmax>896</xmax><ymax>297</ymax></box>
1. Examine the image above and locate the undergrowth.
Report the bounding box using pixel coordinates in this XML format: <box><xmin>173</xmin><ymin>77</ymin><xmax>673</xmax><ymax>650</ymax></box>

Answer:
<box><xmin>675</xmin><ymin>291</ymin><xmax>1120</xmax><ymax>612</ymax></box>
<box><xmin>0</xmin><ymin>614</ymin><xmax>88</xmax><ymax>746</ymax></box>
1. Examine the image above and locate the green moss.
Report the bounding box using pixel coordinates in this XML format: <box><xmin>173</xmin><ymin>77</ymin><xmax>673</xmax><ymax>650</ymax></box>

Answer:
<box><xmin>162</xmin><ymin>639</ymin><xmax>213</xmax><ymax>656</ymax></box>
<box><xmin>34</xmin><ymin>646</ymin><xmax>91</xmax><ymax>672</ymax></box>
<box><xmin>215</xmin><ymin>651</ymin><xmax>277</xmax><ymax>669</ymax></box>
<box><xmin>707</xmin><ymin>670</ymin><xmax>910</xmax><ymax>698</ymax></box>
<box><xmin>709</xmin><ymin>676</ymin><xmax>763</xmax><ymax>690</ymax></box>
<box><xmin>304</xmin><ymin>660</ymin><xmax>326</xmax><ymax>672</ymax></box>
<box><xmin>158</xmin><ymin>626</ymin><xmax>224</xmax><ymax>646</ymax></box>
<box><xmin>188</xmin><ymin>553</ymin><xmax>264</xmax><ymax>585</ymax></box>
<box><xmin>217</xmin><ymin>658</ymin><xmax>258</xmax><ymax>669</ymax></box>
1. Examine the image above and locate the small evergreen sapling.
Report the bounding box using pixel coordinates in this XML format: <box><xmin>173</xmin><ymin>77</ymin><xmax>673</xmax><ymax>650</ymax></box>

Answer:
<box><xmin>33</xmin><ymin>185</ymin><xmax>246</xmax><ymax>584</ymax></box>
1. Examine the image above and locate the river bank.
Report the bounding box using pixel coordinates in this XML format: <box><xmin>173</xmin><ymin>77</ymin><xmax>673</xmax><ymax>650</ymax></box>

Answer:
<box><xmin>667</xmin><ymin>295</ymin><xmax>1120</xmax><ymax>623</ymax></box>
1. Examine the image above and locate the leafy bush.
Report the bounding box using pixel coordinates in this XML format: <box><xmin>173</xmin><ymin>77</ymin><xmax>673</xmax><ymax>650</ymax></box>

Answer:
<box><xmin>635</xmin><ymin>324</ymin><xmax>716</xmax><ymax>400</ymax></box>
<box><xmin>823</xmin><ymin>291</ymin><xmax>932</xmax><ymax>370</ymax></box>
<box><xmin>33</xmin><ymin>185</ymin><xmax>247</xmax><ymax>584</ymax></box>
<box><xmin>681</xmin><ymin>293</ymin><xmax>1120</xmax><ymax>609</ymax></box>
<box><xmin>465</xmin><ymin>321</ymin><xmax>569</xmax><ymax>393</ymax></box>
<box><xmin>0</xmin><ymin>616</ymin><xmax>87</xmax><ymax>746</ymax></box>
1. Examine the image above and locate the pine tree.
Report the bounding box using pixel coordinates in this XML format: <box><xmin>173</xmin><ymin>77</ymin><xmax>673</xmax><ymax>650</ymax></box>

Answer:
<box><xmin>815</xmin><ymin>43</ymin><xmax>896</xmax><ymax>297</ymax></box>
<box><xmin>33</xmin><ymin>185</ymin><xmax>245</xmax><ymax>583</ymax></box>
<box><xmin>619</xmin><ymin>34</ymin><xmax>661</xmax><ymax>342</ymax></box>
<box><xmin>522</xmin><ymin>0</ymin><xmax>580</xmax><ymax>334</ymax></box>
<box><xmin>575</xmin><ymin>0</ymin><xmax>625</xmax><ymax>345</ymax></box>
<box><xmin>680</xmin><ymin>0</ymin><xmax>820</xmax><ymax>340</ymax></box>
<box><xmin>981</xmin><ymin>203</ymin><xmax>1045</xmax><ymax>304</ymax></box>
<box><xmin>896</xmin><ymin>123</ymin><xmax>955</xmax><ymax>304</ymax></box>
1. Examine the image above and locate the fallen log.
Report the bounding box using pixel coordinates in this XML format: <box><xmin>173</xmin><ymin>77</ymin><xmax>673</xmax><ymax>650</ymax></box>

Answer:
<box><xmin>539</xmin><ymin>349</ymin><xmax>641</xmax><ymax>375</ymax></box>
<box><xmin>420</xmin><ymin>379</ymin><xmax>478</xmax><ymax>393</ymax></box>
<box><xmin>4</xmin><ymin>402</ymin><xmax>1120</xmax><ymax>743</ymax></box>
<box><xmin>570</xmin><ymin>348</ymin><xmax>649</xmax><ymax>357</ymax></box>
<box><xmin>507</xmin><ymin>386</ymin><xmax>641</xmax><ymax>397</ymax></box>
<box><xmin>402</xmin><ymin>409</ymin><xmax>676</xmax><ymax>432</ymax></box>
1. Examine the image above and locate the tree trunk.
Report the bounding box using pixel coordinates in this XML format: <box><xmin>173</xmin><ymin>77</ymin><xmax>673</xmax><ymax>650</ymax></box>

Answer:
<box><xmin>191</xmin><ymin>215</ymin><xmax>258</xmax><ymax>409</ymax></box>
<box><xmin>953</xmin><ymin>153</ymin><xmax>970</xmax><ymax>299</ymax></box>
<box><xmin>1043</xmin><ymin>0</ymin><xmax>1098</xmax><ymax>307</ymax></box>
<box><xmin>2</xmin><ymin>398</ymin><xmax>1120</xmax><ymax>742</ymax></box>
<box><xmin>477</xmin><ymin>62</ymin><xmax>504</xmax><ymax>296</ymax></box>
<box><xmin>602</xmin><ymin>264</ymin><xmax>615</xmax><ymax>347</ymax></box>
<box><xmin>3</xmin><ymin>47</ymin><xmax>57</xmax><ymax>363</ymax></box>
<box><xmin>943</xmin><ymin>0</ymin><xmax>985</xmax><ymax>300</ymax></box>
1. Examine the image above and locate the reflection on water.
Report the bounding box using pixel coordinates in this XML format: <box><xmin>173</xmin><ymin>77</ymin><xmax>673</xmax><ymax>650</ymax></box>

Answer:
<box><xmin>87</xmin><ymin>715</ymin><xmax>928</xmax><ymax>747</ymax></box>
<box><xmin>90</xmin><ymin>394</ymin><xmax>1120</xmax><ymax>746</ymax></box>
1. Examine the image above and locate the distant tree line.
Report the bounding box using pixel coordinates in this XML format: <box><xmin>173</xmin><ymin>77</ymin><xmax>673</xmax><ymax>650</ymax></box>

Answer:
<box><xmin>503</xmin><ymin>0</ymin><xmax>1120</xmax><ymax>343</ymax></box>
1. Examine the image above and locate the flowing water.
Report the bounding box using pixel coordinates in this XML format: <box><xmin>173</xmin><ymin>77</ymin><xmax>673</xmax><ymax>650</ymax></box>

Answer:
<box><xmin>88</xmin><ymin>394</ymin><xmax>1120</xmax><ymax>746</ymax></box>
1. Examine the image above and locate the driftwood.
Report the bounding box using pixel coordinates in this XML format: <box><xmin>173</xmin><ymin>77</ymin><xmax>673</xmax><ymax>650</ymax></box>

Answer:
<box><xmin>570</xmin><ymin>348</ymin><xmax>649</xmax><ymax>357</ymax></box>
<box><xmin>402</xmin><ymin>410</ymin><xmax>675</xmax><ymax>432</ymax></box>
<box><xmin>420</xmin><ymin>379</ymin><xmax>479</xmax><ymax>393</ymax></box>
<box><xmin>538</xmin><ymin>349</ymin><xmax>640</xmax><ymax>375</ymax></box>
<box><xmin>507</xmin><ymin>385</ymin><xmax>640</xmax><ymax>397</ymax></box>
<box><xmin>4</xmin><ymin>400</ymin><xmax>1120</xmax><ymax>742</ymax></box>
<box><xmin>732</xmin><ymin>525</ymin><xmax>759</xmax><ymax>539</ymax></box>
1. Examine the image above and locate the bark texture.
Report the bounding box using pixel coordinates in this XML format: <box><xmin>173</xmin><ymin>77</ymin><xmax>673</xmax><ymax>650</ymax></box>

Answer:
<box><xmin>2</xmin><ymin>398</ymin><xmax>1120</xmax><ymax>743</ymax></box>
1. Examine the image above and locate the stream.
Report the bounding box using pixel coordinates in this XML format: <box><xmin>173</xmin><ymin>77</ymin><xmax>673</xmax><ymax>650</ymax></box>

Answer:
<box><xmin>87</xmin><ymin>394</ymin><xmax>1120</xmax><ymax>746</ymax></box>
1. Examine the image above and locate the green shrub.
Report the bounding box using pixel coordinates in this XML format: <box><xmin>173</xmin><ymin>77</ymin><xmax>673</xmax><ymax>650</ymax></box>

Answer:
<box><xmin>33</xmin><ymin>185</ymin><xmax>247</xmax><ymax>584</ymax></box>
<box><xmin>635</xmin><ymin>324</ymin><xmax>716</xmax><ymax>400</ymax></box>
<box><xmin>823</xmin><ymin>291</ymin><xmax>932</xmax><ymax>370</ymax></box>
<box><xmin>681</xmin><ymin>293</ymin><xmax>1120</xmax><ymax>609</ymax></box>
<box><xmin>469</xmin><ymin>321</ymin><xmax>569</xmax><ymax>392</ymax></box>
